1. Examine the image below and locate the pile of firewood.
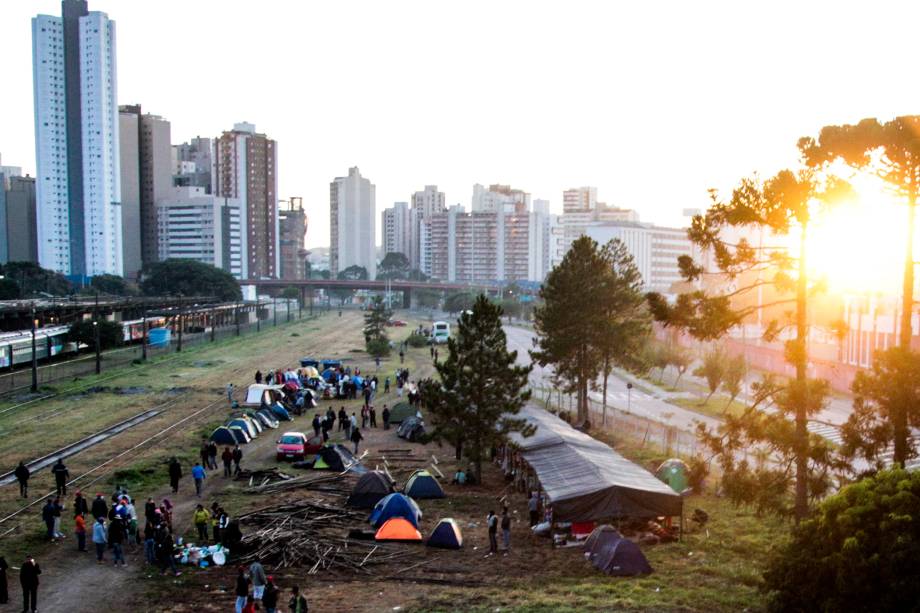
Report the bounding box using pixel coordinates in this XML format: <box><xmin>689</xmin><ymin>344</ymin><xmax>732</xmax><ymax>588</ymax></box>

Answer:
<box><xmin>234</xmin><ymin>501</ymin><xmax>411</xmax><ymax>573</ymax></box>
<box><xmin>246</xmin><ymin>472</ymin><xmax>354</xmax><ymax>496</ymax></box>
<box><xmin>235</xmin><ymin>467</ymin><xmax>294</xmax><ymax>488</ymax></box>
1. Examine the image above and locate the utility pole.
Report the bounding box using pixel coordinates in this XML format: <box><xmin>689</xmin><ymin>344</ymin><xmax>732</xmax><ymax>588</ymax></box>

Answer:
<box><xmin>177</xmin><ymin>312</ymin><xmax>183</xmax><ymax>352</ymax></box>
<box><xmin>287</xmin><ymin>298</ymin><xmax>291</xmax><ymax>322</ymax></box>
<box><xmin>256</xmin><ymin>299</ymin><xmax>261</xmax><ymax>333</ymax></box>
<box><xmin>93</xmin><ymin>321</ymin><xmax>101</xmax><ymax>374</ymax></box>
<box><xmin>30</xmin><ymin>307</ymin><xmax>38</xmax><ymax>392</ymax></box>
<box><xmin>142</xmin><ymin>308</ymin><xmax>148</xmax><ymax>361</ymax></box>
<box><xmin>235</xmin><ymin>303</ymin><xmax>240</xmax><ymax>336</ymax></box>
<box><xmin>273</xmin><ymin>298</ymin><xmax>277</xmax><ymax>326</ymax></box>
<box><xmin>210</xmin><ymin>309</ymin><xmax>216</xmax><ymax>342</ymax></box>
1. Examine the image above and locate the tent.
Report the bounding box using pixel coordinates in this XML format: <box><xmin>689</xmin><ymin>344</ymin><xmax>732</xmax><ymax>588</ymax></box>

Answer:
<box><xmin>388</xmin><ymin>402</ymin><xmax>418</xmax><ymax>424</ymax></box>
<box><xmin>253</xmin><ymin>410</ymin><xmax>279</xmax><ymax>429</ymax></box>
<box><xmin>322</xmin><ymin>359</ymin><xmax>342</xmax><ymax>370</ymax></box>
<box><xmin>397</xmin><ymin>416</ymin><xmax>426</xmax><ymax>442</ymax></box>
<box><xmin>300</xmin><ymin>358</ymin><xmax>320</xmax><ymax>368</ymax></box>
<box><xmin>375</xmin><ymin>517</ymin><xmax>422</xmax><ymax>542</ymax></box>
<box><xmin>347</xmin><ymin>471</ymin><xmax>395</xmax><ymax>509</ymax></box>
<box><xmin>369</xmin><ymin>493</ymin><xmax>422</xmax><ymax>528</ymax></box>
<box><xmin>404</xmin><ymin>470</ymin><xmax>445</xmax><ymax>499</ymax></box>
<box><xmin>656</xmin><ymin>459</ymin><xmax>690</xmax><ymax>493</ymax></box>
<box><xmin>584</xmin><ymin>526</ymin><xmax>653</xmax><ymax>576</ymax></box>
<box><xmin>427</xmin><ymin>518</ymin><xmax>463</xmax><ymax>549</ymax></box>
<box><xmin>228</xmin><ymin>426</ymin><xmax>251</xmax><ymax>444</ymax></box>
<box><xmin>240</xmin><ymin>415</ymin><xmax>263</xmax><ymax>434</ymax></box>
<box><xmin>228</xmin><ymin>418</ymin><xmax>258</xmax><ymax>439</ymax></box>
<box><xmin>282</xmin><ymin>381</ymin><xmax>300</xmax><ymax>394</ymax></box>
<box><xmin>352</xmin><ymin>375</ymin><xmax>364</xmax><ymax>388</ymax></box>
<box><xmin>313</xmin><ymin>444</ymin><xmax>364</xmax><ymax>473</ymax></box>
<box><xmin>210</xmin><ymin>426</ymin><xmax>238</xmax><ymax>445</ymax></box>
<box><xmin>302</xmin><ymin>366</ymin><xmax>320</xmax><ymax>378</ymax></box>
<box><xmin>321</xmin><ymin>368</ymin><xmax>337</xmax><ymax>382</ymax></box>
<box><xmin>506</xmin><ymin>405</ymin><xmax>682</xmax><ymax>522</ymax></box>
<box><xmin>270</xmin><ymin>403</ymin><xmax>292</xmax><ymax>421</ymax></box>
<box><xmin>245</xmin><ymin>384</ymin><xmax>284</xmax><ymax>406</ymax></box>
<box><xmin>301</xmin><ymin>389</ymin><xmax>318</xmax><ymax>409</ymax></box>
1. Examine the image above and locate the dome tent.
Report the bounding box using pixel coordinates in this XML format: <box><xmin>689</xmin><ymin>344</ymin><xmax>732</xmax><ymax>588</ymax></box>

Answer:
<box><xmin>369</xmin><ymin>493</ymin><xmax>422</xmax><ymax>529</ymax></box>
<box><xmin>228</xmin><ymin>418</ymin><xmax>258</xmax><ymax>439</ymax></box>
<box><xmin>312</xmin><ymin>444</ymin><xmax>364</xmax><ymax>473</ymax></box>
<box><xmin>388</xmin><ymin>402</ymin><xmax>417</xmax><ymax>424</ymax></box>
<box><xmin>375</xmin><ymin>517</ymin><xmax>422</xmax><ymax>542</ymax></box>
<box><xmin>404</xmin><ymin>469</ymin><xmax>445</xmax><ymax>499</ymax></box>
<box><xmin>427</xmin><ymin>518</ymin><xmax>462</xmax><ymax>549</ymax></box>
<box><xmin>655</xmin><ymin>459</ymin><xmax>690</xmax><ymax>493</ymax></box>
<box><xmin>347</xmin><ymin>471</ymin><xmax>395</xmax><ymax>509</ymax></box>
<box><xmin>584</xmin><ymin>525</ymin><xmax>653</xmax><ymax>576</ymax></box>
<box><xmin>210</xmin><ymin>426</ymin><xmax>238</xmax><ymax>445</ymax></box>
<box><xmin>227</xmin><ymin>425</ymin><xmax>251</xmax><ymax>444</ymax></box>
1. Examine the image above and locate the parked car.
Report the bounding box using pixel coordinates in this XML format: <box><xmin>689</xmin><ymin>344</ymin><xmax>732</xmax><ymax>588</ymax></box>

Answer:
<box><xmin>387</xmin><ymin>319</ymin><xmax>408</xmax><ymax>327</ymax></box>
<box><xmin>276</xmin><ymin>432</ymin><xmax>323</xmax><ymax>461</ymax></box>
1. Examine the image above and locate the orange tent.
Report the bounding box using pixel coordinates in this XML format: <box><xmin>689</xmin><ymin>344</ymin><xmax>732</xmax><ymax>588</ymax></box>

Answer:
<box><xmin>375</xmin><ymin>517</ymin><xmax>423</xmax><ymax>542</ymax></box>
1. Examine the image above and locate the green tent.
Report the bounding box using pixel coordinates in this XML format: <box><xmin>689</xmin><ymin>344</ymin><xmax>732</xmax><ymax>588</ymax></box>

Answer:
<box><xmin>655</xmin><ymin>459</ymin><xmax>689</xmax><ymax>493</ymax></box>
<box><xmin>388</xmin><ymin>402</ymin><xmax>419</xmax><ymax>424</ymax></box>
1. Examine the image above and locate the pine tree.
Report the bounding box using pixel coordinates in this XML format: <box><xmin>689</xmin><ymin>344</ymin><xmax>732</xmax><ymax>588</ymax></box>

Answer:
<box><xmin>419</xmin><ymin>294</ymin><xmax>532</xmax><ymax>482</ymax></box>
<box><xmin>363</xmin><ymin>296</ymin><xmax>392</xmax><ymax>356</ymax></box>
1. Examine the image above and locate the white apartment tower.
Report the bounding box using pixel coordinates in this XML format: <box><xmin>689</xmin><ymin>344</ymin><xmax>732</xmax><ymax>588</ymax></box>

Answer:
<box><xmin>409</xmin><ymin>185</ymin><xmax>446</xmax><ymax>269</ymax></box>
<box><xmin>330</xmin><ymin>167</ymin><xmax>376</xmax><ymax>278</ymax></box>
<box><xmin>33</xmin><ymin>1</ymin><xmax>122</xmax><ymax>277</ymax></box>
<box><xmin>382</xmin><ymin>202</ymin><xmax>411</xmax><ymax>259</ymax></box>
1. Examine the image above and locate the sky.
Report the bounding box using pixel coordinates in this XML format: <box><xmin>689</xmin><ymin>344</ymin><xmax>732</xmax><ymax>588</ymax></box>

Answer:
<box><xmin>3</xmin><ymin>1</ymin><xmax>920</xmax><ymax>249</ymax></box>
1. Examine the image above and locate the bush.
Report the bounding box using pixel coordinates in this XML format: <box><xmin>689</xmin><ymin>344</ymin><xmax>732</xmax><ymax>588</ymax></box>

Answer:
<box><xmin>406</xmin><ymin>332</ymin><xmax>429</xmax><ymax>348</ymax></box>
<box><xmin>686</xmin><ymin>455</ymin><xmax>709</xmax><ymax>493</ymax></box>
<box><xmin>366</xmin><ymin>338</ymin><xmax>391</xmax><ymax>358</ymax></box>
<box><xmin>762</xmin><ymin>468</ymin><xmax>920</xmax><ymax>612</ymax></box>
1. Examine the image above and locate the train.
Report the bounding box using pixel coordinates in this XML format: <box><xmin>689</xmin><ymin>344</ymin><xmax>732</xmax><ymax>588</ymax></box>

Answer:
<box><xmin>0</xmin><ymin>316</ymin><xmax>167</xmax><ymax>369</ymax></box>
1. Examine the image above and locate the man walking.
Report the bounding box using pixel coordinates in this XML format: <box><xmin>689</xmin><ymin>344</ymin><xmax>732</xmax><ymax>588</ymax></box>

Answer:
<box><xmin>193</xmin><ymin>504</ymin><xmax>211</xmax><ymax>543</ymax></box>
<box><xmin>41</xmin><ymin>500</ymin><xmax>55</xmax><ymax>542</ymax></box>
<box><xmin>222</xmin><ymin>447</ymin><xmax>233</xmax><ymax>477</ymax></box>
<box><xmin>199</xmin><ymin>440</ymin><xmax>210</xmax><ymax>470</ymax></box>
<box><xmin>13</xmin><ymin>462</ymin><xmax>29</xmax><ymax>499</ymax></box>
<box><xmin>168</xmin><ymin>457</ymin><xmax>182</xmax><ymax>494</ymax></box>
<box><xmin>501</xmin><ymin>507</ymin><xmax>511</xmax><ymax>554</ymax></box>
<box><xmin>51</xmin><ymin>458</ymin><xmax>69</xmax><ymax>496</ymax></box>
<box><xmin>382</xmin><ymin>405</ymin><xmax>390</xmax><ymax>430</ymax></box>
<box><xmin>227</xmin><ymin>382</ymin><xmax>235</xmax><ymax>406</ymax></box>
<box><xmin>92</xmin><ymin>493</ymin><xmax>108</xmax><ymax>520</ymax></box>
<box><xmin>19</xmin><ymin>555</ymin><xmax>40</xmax><ymax>613</ymax></box>
<box><xmin>192</xmin><ymin>462</ymin><xmax>206</xmax><ymax>497</ymax></box>
<box><xmin>369</xmin><ymin>405</ymin><xmax>377</xmax><ymax>428</ymax></box>
<box><xmin>351</xmin><ymin>426</ymin><xmax>364</xmax><ymax>455</ymax></box>
<box><xmin>486</xmin><ymin>510</ymin><xmax>498</xmax><ymax>556</ymax></box>
<box><xmin>232</xmin><ymin>446</ymin><xmax>243</xmax><ymax>476</ymax></box>
<box><xmin>109</xmin><ymin>517</ymin><xmax>126</xmax><ymax>566</ymax></box>
<box><xmin>92</xmin><ymin>518</ymin><xmax>107</xmax><ymax>563</ymax></box>
<box><xmin>74</xmin><ymin>512</ymin><xmax>87</xmax><ymax>552</ymax></box>
<box><xmin>312</xmin><ymin>414</ymin><xmax>321</xmax><ymax>438</ymax></box>
<box><xmin>207</xmin><ymin>440</ymin><xmax>218</xmax><ymax>470</ymax></box>
<box><xmin>249</xmin><ymin>559</ymin><xmax>267</xmax><ymax>601</ymax></box>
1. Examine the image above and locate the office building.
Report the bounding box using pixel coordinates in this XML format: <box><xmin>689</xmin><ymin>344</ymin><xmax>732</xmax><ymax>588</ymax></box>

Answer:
<box><xmin>408</xmin><ymin>185</ymin><xmax>446</xmax><ymax>269</ymax></box>
<box><xmin>173</xmin><ymin>137</ymin><xmax>212</xmax><ymax>192</ymax></box>
<box><xmin>561</xmin><ymin>186</ymin><xmax>639</xmax><ymax>255</ymax></box>
<box><xmin>33</xmin><ymin>1</ymin><xmax>121</xmax><ymax>277</ymax></box>
<box><xmin>213</xmin><ymin>122</ymin><xmax>279</xmax><ymax>279</ymax></box>
<box><xmin>471</xmin><ymin>183</ymin><xmax>530</xmax><ymax>213</ymax></box>
<box><xmin>382</xmin><ymin>202</ymin><xmax>411</xmax><ymax>259</ymax></box>
<box><xmin>156</xmin><ymin>186</ymin><xmax>242</xmax><ymax>276</ymax></box>
<box><xmin>119</xmin><ymin>104</ymin><xmax>171</xmax><ymax>279</ymax></box>
<box><xmin>329</xmin><ymin>167</ymin><xmax>376</xmax><ymax>278</ymax></box>
<box><xmin>279</xmin><ymin>197</ymin><xmax>308</xmax><ymax>280</ymax></box>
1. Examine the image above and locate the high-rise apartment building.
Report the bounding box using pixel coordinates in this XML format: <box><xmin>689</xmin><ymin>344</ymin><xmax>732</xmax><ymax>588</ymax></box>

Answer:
<box><xmin>5</xmin><ymin>176</ymin><xmax>39</xmax><ymax>264</ymax></box>
<box><xmin>33</xmin><ymin>1</ymin><xmax>121</xmax><ymax>277</ymax></box>
<box><xmin>278</xmin><ymin>197</ymin><xmax>308</xmax><ymax>280</ymax></box>
<box><xmin>382</xmin><ymin>202</ymin><xmax>411</xmax><ymax>259</ymax></box>
<box><xmin>471</xmin><ymin>184</ymin><xmax>530</xmax><ymax>213</ymax></box>
<box><xmin>329</xmin><ymin>167</ymin><xmax>376</xmax><ymax>278</ymax></box>
<box><xmin>408</xmin><ymin>185</ymin><xmax>445</xmax><ymax>269</ymax></box>
<box><xmin>560</xmin><ymin>186</ymin><xmax>639</xmax><ymax>256</ymax></box>
<box><xmin>173</xmin><ymin>137</ymin><xmax>213</xmax><ymax>193</ymax></box>
<box><xmin>213</xmin><ymin>122</ymin><xmax>279</xmax><ymax>279</ymax></box>
<box><xmin>119</xmin><ymin>104</ymin><xmax>171</xmax><ymax>279</ymax></box>
<box><xmin>156</xmin><ymin>186</ymin><xmax>242</xmax><ymax>276</ymax></box>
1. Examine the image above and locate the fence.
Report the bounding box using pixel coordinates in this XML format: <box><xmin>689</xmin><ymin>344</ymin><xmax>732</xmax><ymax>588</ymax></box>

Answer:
<box><xmin>0</xmin><ymin>302</ymin><xmax>318</xmax><ymax>397</ymax></box>
<box><xmin>533</xmin><ymin>387</ymin><xmax>701</xmax><ymax>460</ymax></box>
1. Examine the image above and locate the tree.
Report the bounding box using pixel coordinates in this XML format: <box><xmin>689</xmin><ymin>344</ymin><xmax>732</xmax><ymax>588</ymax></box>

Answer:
<box><xmin>669</xmin><ymin>345</ymin><xmax>693</xmax><ymax>386</ymax></box>
<box><xmin>310</xmin><ymin>269</ymin><xmax>331</xmax><ymax>280</ymax></box>
<box><xmin>0</xmin><ymin>261</ymin><xmax>72</xmax><ymax>296</ymax></box>
<box><xmin>363</xmin><ymin>296</ymin><xmax>392</xmax><ymax>356</ymax></box>
<box><xmin>499</xmin><ymin>298</ymin><xmax>522</xmax><ymax>322</ymax></box>
<box><xmin>840</xmin><ymin>347</ymin><xmax>920</xmax><ymax>471</ymax></box>
<box><xmin>407</xmin><ymin>268</ymin><xmax>429</xmax><ymax>282</ymax></box>
<box><xmin>649</xmin><ymin>168</ymin><xmax>847</xmax><ymax>521</ymax></box>
<box><xmin>418</xmin><ymin>295</ymin><xmax>532</xmax><ymax>481</ymax></box>
<box><xmin>722</xmin><ymin>354</ymin><xmax>747</xmax><ymax>410</ymax></box>
<box><xmin>281</xmin><ymin>286</ymin><xmax>301</xmax><ymax>303</ymax></box>
<box><xmin>0</xmin><ymin>278</ymin><xmax>20</xmax><ymax>300</ymax></box>
<box><xmin>141</xmin><ymin>259</ymin><xmax>241</xmax><ymax>301</ymax></box>
<box><xmin>377</xmin><ymin>252</ymin><xmax>410</xmax><ymax>280</ymax></box>
<box><xmin>801</xmin><ymin>117</ymin><xmax>920</xmax><ymax>467</ymax></box>
<box><xmin>762</xmin><ymin>469</ymin><xmax>920</xmax><ymax>612</ymax></box>
<box><xmin>694</xmin><ymin>347</ymin><xmax>725</xmax><ymax>404</ymax></box>
<box><xmin>338</xmin><ymin>265</ymin><xmax>368</xmax><ymax>281</ymax></box>
<box><xmin>68</xmin><ymin>319</ymin><xmax>124</xmax><ymax>351</ymax></box>
<box><xmin>90</xmin><ymin>274</ymin><xmax>132</xmax><ymax>296</ymax></box>
<box><xmin>443</xmin><ymin>292</ymin><xmax>476</xmax><ymax>315</ymax></box>
<box><xmin>415</xmin><ymin>288</ymin><xmax>440</xmax><ymax>309</ymax></box>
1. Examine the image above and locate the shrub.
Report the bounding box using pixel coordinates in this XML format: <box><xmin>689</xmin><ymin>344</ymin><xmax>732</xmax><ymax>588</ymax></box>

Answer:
<box><xmin>762</xmin><ymin>468</ymin><xmax>920</xmax><ymax>612</ymax></box>
<box><xmin>366</xmin><ymin>338</ymin><xmax>391</xmax><ymax>358</ymax></box>
<box><xmin>407</xmin><ymin>332</ymin><xmax>429</xmax><ymax>348</ymax></box>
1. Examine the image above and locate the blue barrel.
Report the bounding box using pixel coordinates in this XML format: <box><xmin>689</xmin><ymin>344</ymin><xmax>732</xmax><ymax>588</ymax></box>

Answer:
<box><xmin>148</xmin><ymin>327</ymin><xmax>171</xmax><ymax>348</ymax></box>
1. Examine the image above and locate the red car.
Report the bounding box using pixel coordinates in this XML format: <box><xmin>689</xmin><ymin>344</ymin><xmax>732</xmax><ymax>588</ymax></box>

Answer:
<box><xmin>386</xmin><ymin>320</ymin><xmax>408</xmax><ymax>327</ymax></box>
<box><xmin>276</xmin><ymin>432</ymin><xmax>322</xmax><ymax>461</ymax></box>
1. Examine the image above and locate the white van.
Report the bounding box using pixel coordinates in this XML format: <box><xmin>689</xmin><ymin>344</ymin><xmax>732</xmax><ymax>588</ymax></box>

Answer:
<box><xmin>432</xmin><ymin>321</ymin><xmax>450</xmax><ymax>344</ymax></box>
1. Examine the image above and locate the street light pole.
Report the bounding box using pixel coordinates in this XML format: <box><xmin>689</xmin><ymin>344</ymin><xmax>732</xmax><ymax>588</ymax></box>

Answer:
<box><xmin>626</xmin><ymin>382</ymin><xmax>633</xmax><ymax>413</ymax></box>
<box><xmin>93</xmin><ymin>321</ymin><xmax>101</xmax><ymax>374</ymax></box>
<box><xmin>30</xmin><ymin>308</ymin><xmax>38</xmax><ymax>392</ymax></box>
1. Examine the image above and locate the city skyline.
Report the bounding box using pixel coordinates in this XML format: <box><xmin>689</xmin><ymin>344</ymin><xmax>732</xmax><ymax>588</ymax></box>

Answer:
<box><xmin>4</xmin><ymin>1</ymin><xmax>919</xmax><ymax>249</ymax></box>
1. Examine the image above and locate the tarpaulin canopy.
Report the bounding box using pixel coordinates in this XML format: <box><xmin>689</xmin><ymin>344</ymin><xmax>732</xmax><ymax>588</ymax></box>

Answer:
<box><xmin>507</xmin><ymin>405</ymin><xmax>682</xmax><ymax>522</ymax></box>
<box><xmin>245</xmin><ymin>384</ymin><xmax>284</xmax><ymax>406</ymax></box>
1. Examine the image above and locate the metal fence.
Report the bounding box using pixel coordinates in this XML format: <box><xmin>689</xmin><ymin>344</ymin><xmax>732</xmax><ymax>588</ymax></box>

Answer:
<box><xmin>0</xmin><ymin>303</ymin><xmax>316</xmax><ymax>398</ymax></box>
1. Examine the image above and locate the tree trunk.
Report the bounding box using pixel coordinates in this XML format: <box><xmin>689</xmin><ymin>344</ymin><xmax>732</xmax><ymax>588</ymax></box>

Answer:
<box><xmin>793</xmin><ymin>222</ymin><xmax>810</xmax><ymax>523</ymax></box>
<box><xmin>894</xmin><ymin>190</ymin><xmax>916</xmax><ymax>467</ymax></box>
<box><xmin>601</xmin><ymin>356</ymin><xmax>610</xmax><ymax>427</ymax></box>
<box><xmin>455</xmin><ymin>439</ymin><xmax>463</xmax><ymax>461</ymax></box>
<box><xmin>473</xmin><ymin>439</ymin><xmax>483</xmax><ymax>486</ymax></box>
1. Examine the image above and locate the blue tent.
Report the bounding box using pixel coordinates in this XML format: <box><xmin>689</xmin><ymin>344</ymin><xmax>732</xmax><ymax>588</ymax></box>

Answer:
<box><xmin>404</xmin><ymin>470</ymin><xmax>445</xmax><ymax>499</ymax></box>
<box><xmin>270</xmin><ymin>403</ymin><xmax>292</xmax><ymax>421</ymax></box>
<box><xmin>228</xmin><ymin>418</ymin><xmax>258</xmax><ymax>439</ymax></box>
<box><xmin>427</xmin><ymin>518</ymin><xmax>463</xmax><ymax>549</ymax></box>
<box><xmin>322</xmin><ymin>359</ymin><xmax>342</xmax><ymax>370</ymax></box>
<box><xmin>300</xmin><ymin>358</ymin><xmax>320</xmax><ymax>368</ymax></box>
<box><xmin>321</xmin><ymin>368</ymin><xmax>336</xmax><ymax>382</ymax></box>
<box><xmin>352</xmin><ymin>375</ymin><xmax>364</xmax><ymax>388</ymax></box>
<box><xmin>369</xmin><ymin>493</ymin><xmax>421</xmax><ymax>529</ymax></box>
<box><xmin>584</xmin><ymin>526</ymin><xmax>653</xmax><ymax>576</ymax></box>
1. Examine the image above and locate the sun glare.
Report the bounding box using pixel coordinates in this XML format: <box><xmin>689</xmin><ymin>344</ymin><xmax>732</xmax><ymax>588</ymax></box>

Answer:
<box><xmin>806</xmin><ymin>178</ymin><xmax>907</xmax><ymax>295</ymax></box>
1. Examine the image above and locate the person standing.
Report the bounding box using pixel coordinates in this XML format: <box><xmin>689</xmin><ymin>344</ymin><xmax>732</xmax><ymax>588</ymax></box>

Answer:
<box><xmin>13</xmin><ymin>462</ymin><xmax>29</xmax><ymax>499</ymax></box>
<box><xmin>501</xmin><ymin>507</ymin><xmax>511</xmax><ymax>554</ymax></box>
<box><xmin>41</xmin><ymin>500</ymin><xmax>55</xmax><ymax>542</ymax></box>
<box><xmin>51</xmin><ymin>458</ymin><xmax>69</xmax><ymax>496</ymax></box>
<box><xmin>199</xmin><ymin>440</ymin><xmax>210</xmax><ymax>470</ymax></box>
<box><xmin>382</xmin><ymin>405</ymin><xmax>390</xmax><ymax>430</ymax></box>
<box><xmin>168</xmin><ymin>457</ymin><xmax>182</xmax><ymax>494</ymax></box>
<box><xmin>74</xmin><ymin>512</ymin><xmax>87</xmax><ymax>552</ymax></box>
<box><xmin>384</xmin><ymin>377</ymin><xmax>390</xmax><ymax>394</ymax></box>
<box><xmin>363</xmin><ymin>386</ymin><xmax>372</xmax><ymax>410</ymax></box>
<box><xmin>235</xmin><ymin>566</ymin><xmax>251</xmax><ymax>613</ymax></box>
<box><xmin>351</xmin><ymin>426</ymin><xmax>364</xmax><ymax>454</ymax></box>
<box><xmin>249</xmin><ymin>559</ymin><xmax>267</xmax><ymax>601</ymax></box>
<box><xmin>19</xmin><ymin>555</ymin><xmax>40</xmax><ymax>613</ymax></box>
<box><xmin>92</xmin><ymin>518</ymin><xmax>107</xmax><ymax>562</ymax></box>
<box><xmin>222</xmin><ymin>447</ymin><xmax>233</xmax><ymax>477</ymax></box>
<box><xmin>289</xmin><ymin>586</ymin><xmax>308</xmax><ymax>613</ymax></box>
<box><xmin>337</xmin><ymin>407</ymin><xmax>347</xmax><ymax>432</ymax></box>
<box><xmin>312</xmin><ymin>414</ymin><xmax>321</xmax><ymax>438</ymax></box>
<box><xmin>369</xmin><ymin>405</ymin><xmax>377</xmax><ymax>428</ymax></box>
<box><xmin>487</xmin><ymin>510</ymin><xmax>498</xmax><ymax>556</ymax></box>
<box><xmin>207</xmin><ymin>441</ymin><xmax>219</xmax><ymax>470</ymax></box>
<box><xmin>143</xmin><ymin>521</ymin><xmax>157</xmax><ymax>565</ymax></box>
<box><xmin>73</xmin><ymin>491</ymin><xmax>88</xmax><ymax>518</ymax></box>
<box><xmin>262</xmin><ymin>576</ymin><xmax>279</xmax><ymax>613</ymax></box>
<box><xmin>193</xmin><ymin>505</ymin><xmax>210</xmax><ymax>543</ymax></box>
<box><xmin>92</xmin><ymin>493</ymin><xmax>108</xmax><ymax>520</ymax></box>
<box><xmin>155</xmin><ymin>523</ymin><xmax>180</xmax><ymax>577</ymax></box>
<box><xmin>144</xmin><ymin>498</ymin><xmax>157</xmax><ymax>526</ymax></box>
<box><xmin>528</xmin><ymin>492</ymin><xmax>540</xmax><ymax>527</ymax></box>
<box><xmin>109</xmin><ymin>517</ymin><xmax>126</xmax><ymax>566</ymax></box>
<box><xmin>192</xmin><ymin>462</ymin><xmax>206</xmax><ymax>497</ymax></box>
<box><xmin>399</xmin><ymin>348</ymin><xmax>405</xmax><ymax>364</ymax></box>
<box><xmin>227</xmin><ymin>382</ymin><xmax>235</xmax><ymax>406</ymax></box>
<box><xmin>232</xmin><ymin>446</ymin><xmax>243</xmax><ymax>476</ymax></box>
<box><xmin>51</xmin><ymin>497</ymin><xmax>64</xmax><ymax>540</ymax></box>
<box><xmin>255</xmin><ymin>370</ymin><xmax>263</xmax><ymax>384</ymax></box>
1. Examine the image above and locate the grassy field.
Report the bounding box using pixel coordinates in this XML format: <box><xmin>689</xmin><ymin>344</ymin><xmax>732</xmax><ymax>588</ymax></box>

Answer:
<box><xmin>670</xmin><ymin>395</ymin><xmax>749</xmax><ymax>420</ymax></box>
